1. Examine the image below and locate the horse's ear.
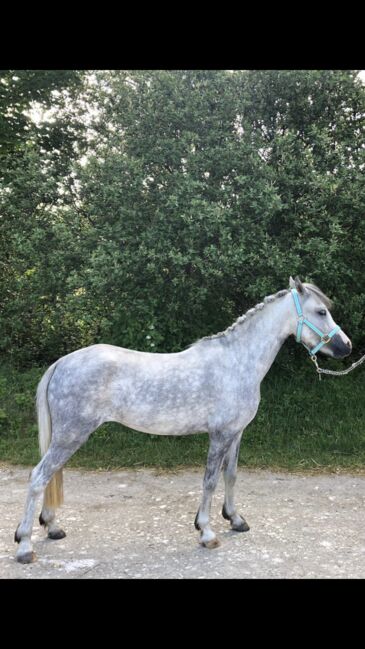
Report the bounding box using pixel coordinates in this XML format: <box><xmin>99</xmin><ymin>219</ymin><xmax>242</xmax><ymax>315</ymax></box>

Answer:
<box><xmin>289</xmin><ymin>276</ymin><xmax>305</xmax><ymax>294</ymax></box>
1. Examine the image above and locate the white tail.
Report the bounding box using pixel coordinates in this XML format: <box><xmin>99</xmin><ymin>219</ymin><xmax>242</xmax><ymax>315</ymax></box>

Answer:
<box><xmin>36</xmin><ymin>362</ymin><xmax>63</xmax><ymax>508</ymax></box>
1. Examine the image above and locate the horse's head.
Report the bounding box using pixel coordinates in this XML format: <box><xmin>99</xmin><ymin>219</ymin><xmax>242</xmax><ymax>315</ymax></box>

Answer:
<box><xmin>289</xmin><ymin>276</ymin><xmax>352</xmax><ymax>359</ymax></box>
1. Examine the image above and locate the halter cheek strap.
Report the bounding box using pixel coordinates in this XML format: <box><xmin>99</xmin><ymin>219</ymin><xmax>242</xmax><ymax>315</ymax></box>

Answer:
<box><xmin>291</xmin><ymin>288</ymin><xmax>341</xmax><ymax>356</ymax></box>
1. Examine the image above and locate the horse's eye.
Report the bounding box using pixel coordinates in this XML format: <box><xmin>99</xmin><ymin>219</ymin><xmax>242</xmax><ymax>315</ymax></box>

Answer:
<box><xmin>318</xmin><ymin>309</ymin><xmax>327</xmax><ymax>316</ymax></box>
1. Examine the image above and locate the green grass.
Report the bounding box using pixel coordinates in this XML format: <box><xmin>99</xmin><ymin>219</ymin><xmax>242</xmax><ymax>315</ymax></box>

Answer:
<box><xmin>1</xmin><ymin>355</ymin><xmax>365</xmax><ymax>472</ymax></box>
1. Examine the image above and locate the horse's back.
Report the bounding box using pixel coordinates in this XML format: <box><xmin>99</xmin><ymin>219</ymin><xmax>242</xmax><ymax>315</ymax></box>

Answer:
<box><xmin>46</xmin><ymin>343</ymin><xmax>220</xmax><ymax>436</ymax></box>
<box><xmin>50</xmin><ymin>342</ymin><xmax>201</xmax><ymax>383</ymax></box>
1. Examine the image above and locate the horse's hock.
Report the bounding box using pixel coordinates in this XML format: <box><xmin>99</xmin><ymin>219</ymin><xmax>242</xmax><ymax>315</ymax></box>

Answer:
<box><xmin>3</xmin><ymin>465</ymin><xmax>365</xmax><ymax>579</ymax></box>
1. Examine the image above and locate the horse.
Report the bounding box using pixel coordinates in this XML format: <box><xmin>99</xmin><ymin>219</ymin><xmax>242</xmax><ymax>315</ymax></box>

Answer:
<box><xmin>14</xmin><ymin>276</ymin><xmax>352</xmax><ymax>563</ymax></box>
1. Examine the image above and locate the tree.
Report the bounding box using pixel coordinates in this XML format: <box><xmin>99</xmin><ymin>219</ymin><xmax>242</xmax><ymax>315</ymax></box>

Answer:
<box><xmin>71</xmin><ymin>70</ymin><xmax>294</xmax><ymax>352</ymax></box>
<box><xmin>1</xmin><ymin>70</ymin><xmax>364</xmax><ymax>366</ymax></box>
<box><xmin>243</xmin><ymin>70</ymin><xmax>365</xmax><ymax>346</ymax></box>
<box><xmin>0</xmin><ymin>70</ymin><xmax>83</xmax><ymax>173</ymax></box>
<box><xmin>0</xmin><ymin>70</ymin><xmax>89</xmax><ymax>364</ymax></box>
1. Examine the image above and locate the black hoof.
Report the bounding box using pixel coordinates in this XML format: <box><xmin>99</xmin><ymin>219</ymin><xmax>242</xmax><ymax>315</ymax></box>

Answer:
<box><xmin>222</xmin><ymin>506</ymin><xmax>250</xmax><ymax>532</ymax></box>
<box><xmin>232</xmin><ymin>519</ymin><xmax>250</xmax><ymax>533</ymax></box>
<box><xmin>14</xmin><ymin>526</ymin><xmax>21</xmax><ymax>544</ymax></box>
<box><xmin>48</xmin><ymin>529</ymin><xmax>66</xmax><ymax>540</ymax></box>
<box><xmin>194</xmin><ymin>511</ymin><xmax>201</xmax><ymax>531</ymax></box>
<box><xmin>16</xmin><ymin>551</ymin><xmax>36</xmax><ymax>564</ymax></box>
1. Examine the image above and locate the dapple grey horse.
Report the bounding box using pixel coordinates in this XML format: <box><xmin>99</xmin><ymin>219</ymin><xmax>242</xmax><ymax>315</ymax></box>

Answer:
<box><xmin>15</xmin><ymin>277</ymin><xmax>352</xmax><ymax>563</ymax></box>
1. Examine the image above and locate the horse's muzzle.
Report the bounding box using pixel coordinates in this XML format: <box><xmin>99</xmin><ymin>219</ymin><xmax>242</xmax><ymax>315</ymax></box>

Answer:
<box><xmin>326</xmin><ymin>334</ymin><xmax>352</xmax><ymax>358</ymax></box>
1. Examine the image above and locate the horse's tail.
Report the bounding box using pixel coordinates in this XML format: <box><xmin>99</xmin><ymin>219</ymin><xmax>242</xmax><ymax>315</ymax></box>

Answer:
<box><xmin>37</xmin><ymin>361</ymin><xmax>63</xmax><ymax>508</ymax></box>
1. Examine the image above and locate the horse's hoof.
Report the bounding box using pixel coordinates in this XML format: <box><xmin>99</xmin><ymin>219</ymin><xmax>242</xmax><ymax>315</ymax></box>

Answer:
<box><xmin>232</xmin><ymin>519</ymin><xmax>250</xmax><ymax>533</ymax></box>
<box><xmin>201</xmin><ymin>537</ymin><xmax>221</xmax><ymax>549</ymax></box>
<box><xmin>16</xmin><ymin>551</ymin><xmax>36</xmax><ymax>564</ymax></box>
<box><xmin>48</xmin><ymin>529</ymin><xmax>66</xmax><ymax>540</ymax></box>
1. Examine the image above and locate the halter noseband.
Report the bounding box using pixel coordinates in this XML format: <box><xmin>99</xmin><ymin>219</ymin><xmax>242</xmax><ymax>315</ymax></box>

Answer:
<box><xmin>291</xmin><ymin>288</ymin><xmax>341</xmax><ymax>357</ymax></box>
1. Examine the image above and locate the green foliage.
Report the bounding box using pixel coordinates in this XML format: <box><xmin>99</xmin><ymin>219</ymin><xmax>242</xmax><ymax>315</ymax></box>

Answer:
<box><xmin>0</xmin><ymin>365</ymin><xmax>41</xmax><ymax>463</ymax></box>
<box><xmin>0</xmin><ymin>70</ymin><xmax>83</xmax><ymax>177</ymax></box>
<box><xmin>1</xmin><ymin>70</ymin><xmax>364</xmax><ymax>367</ymax></box>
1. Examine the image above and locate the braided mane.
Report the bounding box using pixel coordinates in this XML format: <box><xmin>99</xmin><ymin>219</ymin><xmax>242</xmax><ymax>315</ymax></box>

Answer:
<box><xmin>193</xmin><ymin>288</ymin><xmax>289</xmax><ymax>345</ymax></box>
<box><xmin>193</xmin><ymin>282</ymin><xmax>332</xmax><ymax>345</ymax></box>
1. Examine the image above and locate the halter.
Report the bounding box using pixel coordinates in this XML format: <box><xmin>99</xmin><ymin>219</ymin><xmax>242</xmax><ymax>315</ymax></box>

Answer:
<box><xmin>291</xmin><ymin>288</ymin><xmax>341</xmax><ymax>357</ymax></box>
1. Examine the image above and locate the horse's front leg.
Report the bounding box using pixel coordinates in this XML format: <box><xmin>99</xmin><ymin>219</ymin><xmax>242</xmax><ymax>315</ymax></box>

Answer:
<box><xmin>222</xmin><ymin>432</ymin><xmax>250</xmax><ymax>532</ymax></box>
<box><xmin>194</xmin><ymin>435</ymin><xmax>232</xmax><ymax>548</ymax></box>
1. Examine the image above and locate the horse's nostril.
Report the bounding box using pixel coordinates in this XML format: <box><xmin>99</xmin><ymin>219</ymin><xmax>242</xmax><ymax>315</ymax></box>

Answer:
<box><xmin>347</xmin><ymin>341</ymin><xmax>352</xmax><ymax>350</ymax></box>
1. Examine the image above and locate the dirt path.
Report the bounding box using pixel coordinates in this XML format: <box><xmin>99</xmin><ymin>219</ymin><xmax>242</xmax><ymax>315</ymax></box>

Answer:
<box><xmin>1</xmin><ymin>464</ymin><xmax>365</xmax><ymax>579</ymax></box>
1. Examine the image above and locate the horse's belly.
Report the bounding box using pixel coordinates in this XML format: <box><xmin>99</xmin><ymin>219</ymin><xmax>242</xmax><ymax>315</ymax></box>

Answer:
<box><xmin>107</xmin><ymin>363</ymin><xmax>213</xmax><ymax>435</ymax></box>
<box><xmin>110</xmin><ymin>405</ymin><xmax>209</xmax><ymax>436</ymax></box>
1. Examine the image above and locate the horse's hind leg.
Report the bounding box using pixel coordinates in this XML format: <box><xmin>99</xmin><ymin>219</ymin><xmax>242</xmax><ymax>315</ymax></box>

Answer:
<box><xmin>195</xmin><ymin>435</ymin><xmax>232</xmax><ymax>549</ymax></box>
<box><xmin>221</xmin><ymin>432</ymin><xmax>249</xmax><ymax>532</ymax></box>
<box><xmin>38</xmin><ymin>461</ymin><xmax>66</xmax><ymax>540</ymax></box>
<box><xmin>15</xmin><ymin>444</ymin><xmax>76</xmax><ymax>563</ymax></box>
<box><xmin>39</xmin><ymin>505</ymin><xmax>66</xmax><ymax>540</ymax></box>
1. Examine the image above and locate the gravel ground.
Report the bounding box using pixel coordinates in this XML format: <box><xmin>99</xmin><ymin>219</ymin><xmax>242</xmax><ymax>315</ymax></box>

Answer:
<box><xmin>1</xmin><ymin>464</ymin><xmax>365</xmax><ymax>579</ymax></box>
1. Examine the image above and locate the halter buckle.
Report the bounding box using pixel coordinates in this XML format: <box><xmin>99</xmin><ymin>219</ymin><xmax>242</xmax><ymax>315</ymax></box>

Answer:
<box><xmin>310</xmin><ymin>354</ymin><xmax>322</xmax><ymax>380</ymax></box>
<box><xmin>321</xmin><ymin>334</ymin><xmax>331</xmax><ymax>344</ymax></box>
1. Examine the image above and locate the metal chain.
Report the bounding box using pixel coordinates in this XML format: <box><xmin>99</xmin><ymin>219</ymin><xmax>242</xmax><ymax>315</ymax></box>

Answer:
<box><xmin>310</xmin><ymin>353</ymin><xmax>365</xmax><ymax>379</ymax></box>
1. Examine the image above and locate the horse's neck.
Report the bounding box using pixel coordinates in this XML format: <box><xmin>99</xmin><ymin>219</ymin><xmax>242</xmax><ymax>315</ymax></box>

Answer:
<box><xmin>233</xmin><ymin>293</ymin><xmax>294</xmax><ymax>383</ymax></box>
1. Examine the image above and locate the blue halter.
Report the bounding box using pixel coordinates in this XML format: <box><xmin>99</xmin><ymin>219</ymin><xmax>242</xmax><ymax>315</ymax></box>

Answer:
<box><xmin>291</xmin><ymin>288</ymin><xmax>341</xmax><ymax>357</ymax></box>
